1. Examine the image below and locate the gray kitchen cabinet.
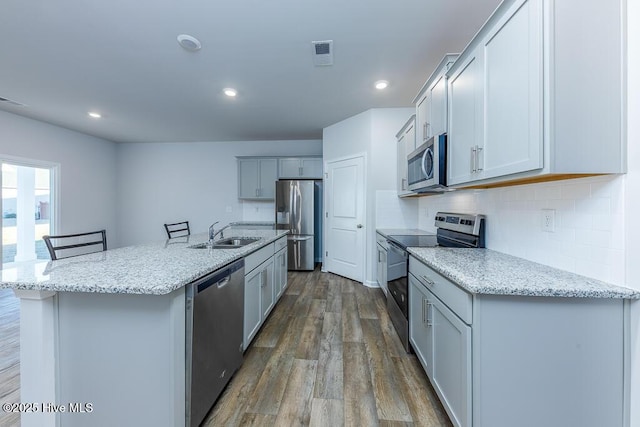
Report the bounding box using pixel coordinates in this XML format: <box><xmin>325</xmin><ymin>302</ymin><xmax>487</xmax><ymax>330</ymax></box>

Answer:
<box><xmin>237</xmin><ymin>158</ymin><xmax>278</xmax><ymax>200</ymax></box>
<box><xmin>243</xmin><ymin>243</ymin><xmax>276</xmax><ymax>349</ymax></box>
<box><xmin>414</xmin><ymin>54</ymin><xmax>458</xmax><ymax>151</ymax></box>
<box><xmin>278</xmin><ymin>157</ymin><xmax>323</xmax><ymax>179</ymax></box>
<box><xmin>448</xmin><ymin>0</ymin><xmax>542</xmax><ymax>186</ymax></box>
<box><xmin>396</xmin><ymin>116</ymin><xmax>415</xmax><ymax>197</ymax></box>
<box><xmin>243</xmin><ymin>238</ymin><xmax>287</xmax><ymax>350</ymax></box>
<box><xmin>409</xmin><ymin>255</ymin><xmax>627</xmax><ymax>427</ymax></box>
<box><xmin>259</xmin><ymin>258</ymin><xmax>275</xmax><ymax>319</ymax></box>
<box><xmin>274</xmin><ymin>246</ymin><xmax>287</xmax><ymax>298</ymax></box>
<box><xmin>409</xmin><ymin>267</ymin><xmax>471</xmax><ymax>427</ymax></box>
<box><xmin>447</xmin><ymin>0</ymin><xmax>625</xmax><ymax>188</ymax></box>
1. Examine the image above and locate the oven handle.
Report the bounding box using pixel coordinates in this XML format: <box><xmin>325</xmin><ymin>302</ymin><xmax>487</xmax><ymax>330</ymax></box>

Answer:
<box><xmin>387</xmin><ymin>241</ymin><xmax>407</xmax><ymax>258</ymax></box>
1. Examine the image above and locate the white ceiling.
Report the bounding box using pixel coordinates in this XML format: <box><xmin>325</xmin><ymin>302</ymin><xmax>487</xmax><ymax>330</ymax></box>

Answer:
<box><xmin>0</xmin><ymin>0</ymin><xmax>501</xmax><ymax>143</ymax></box>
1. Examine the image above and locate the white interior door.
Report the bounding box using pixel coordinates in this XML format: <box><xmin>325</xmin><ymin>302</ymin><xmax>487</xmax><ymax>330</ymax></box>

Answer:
<box><xmin>325</xmin><ymin>156</ymin><xmax>365</xmax><ymax>282</ymax></box>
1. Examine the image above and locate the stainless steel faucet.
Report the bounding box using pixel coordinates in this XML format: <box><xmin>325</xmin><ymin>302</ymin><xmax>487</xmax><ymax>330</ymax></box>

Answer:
<box><xmin>208</xmin><ymin>221</ymin><xmax>219</xmax><ymax>244</ymax></box>
<box><xmin>209</xmin><ymin>222</ymin><xmax>231</xmax><ymax>244</ymax></box>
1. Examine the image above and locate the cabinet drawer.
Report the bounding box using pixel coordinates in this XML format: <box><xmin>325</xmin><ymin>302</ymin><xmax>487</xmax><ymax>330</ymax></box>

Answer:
<box><xmin>409</xmin><ymin>256</ymin><xmax>472</xmax><ymax>324</ymax></box>
<box><xmin>274</xmin><ymin>236</ymin><xmax>287</xmax><ymax>252</ymax></box>
<box><xmin>245</xmin><ymin>243</ymin><xmax>275</xmax><ymax>274</ymax></box>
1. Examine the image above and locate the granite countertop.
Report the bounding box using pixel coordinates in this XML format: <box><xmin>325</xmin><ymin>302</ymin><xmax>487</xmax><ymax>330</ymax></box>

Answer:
<box><xmin>0</xmin><ymin>229</ymin><xmax>288</xmax><ymax>296</ymax></box>
<box><xmin>377</xmin><ymin>228</ymin><xmax>433</xmax><ymax>238</ymax></box>
<box><xmin>408</xmin><ymin>247</ymin><xmax>640</xmax><ymax>299</ymax></box>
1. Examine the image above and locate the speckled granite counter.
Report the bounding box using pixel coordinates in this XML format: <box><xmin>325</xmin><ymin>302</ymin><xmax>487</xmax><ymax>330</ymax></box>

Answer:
<box><xmin>408</xmin><ymin>247</ymin><xmax>640</xmax><ymax>299</ymax></box>
<box><xmin>0</xmin><ymin>229</ymin><xmax>288</xmax><ymax>295</ymax></box>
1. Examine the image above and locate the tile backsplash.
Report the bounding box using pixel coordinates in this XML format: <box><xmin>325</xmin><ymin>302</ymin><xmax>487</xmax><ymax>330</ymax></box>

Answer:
<box><xmin>242</xmin><ymin>200</ymin><xmax>275</xmax><ymax>222</ymax></box>
<box><xmin>418</xmin><ymin>175</ymin><xmax>625</xmax><ymax>285</ymax></box>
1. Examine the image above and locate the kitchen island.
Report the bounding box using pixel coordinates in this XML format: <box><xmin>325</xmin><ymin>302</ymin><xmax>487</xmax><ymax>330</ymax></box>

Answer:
<box><xmin>0</xmin><ymin>229</ymin><xmax>288</xmax><ymax>427</ymax></box>
<box><xmin>408</xmin><ymin>247</ymin><xmax>639</xmax><ymax>427</ymax></box>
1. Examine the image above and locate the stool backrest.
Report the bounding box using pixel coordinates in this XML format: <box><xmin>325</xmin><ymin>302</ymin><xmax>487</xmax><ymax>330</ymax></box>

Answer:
<box><xmin>43</xmin><ymin>230</ymin><xmax>107</xmax><ymax>260</ymax></box>
<box><xmin>164</xmin><ymin>221</ymin><xmax>190</xmax><ymax>239</ymax></box>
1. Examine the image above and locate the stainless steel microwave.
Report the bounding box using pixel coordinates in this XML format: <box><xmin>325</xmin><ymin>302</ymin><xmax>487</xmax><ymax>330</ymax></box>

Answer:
<box><xmin>407</xmin><ymin>133</ymin><xmax>447</xmax><ymax>192</ymax></box>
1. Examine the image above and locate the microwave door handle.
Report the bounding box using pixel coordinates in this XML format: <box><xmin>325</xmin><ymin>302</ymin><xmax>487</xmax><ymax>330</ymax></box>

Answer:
<box><xmin>422</xmin><ymin>147</ymin><xmax>433</xmax><ymax>179</ymax></box>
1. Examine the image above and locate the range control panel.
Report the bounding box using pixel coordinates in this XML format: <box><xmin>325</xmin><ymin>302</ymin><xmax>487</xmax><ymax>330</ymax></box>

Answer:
<box><xmin>434</xmin><ymin>212</ymin><xmax>485</xmax><ymax>236</ymax></box>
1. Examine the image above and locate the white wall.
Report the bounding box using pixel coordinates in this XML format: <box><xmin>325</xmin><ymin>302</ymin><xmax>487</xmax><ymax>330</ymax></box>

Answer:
<box><xmin>0</xmin><ymin>110</ymin><xmax>119</xmax><ymax>247</ymax></box>
<box><xmin>115</xmin><ymin>139</ymin><xmax>321</xmax><ymax>246</ymax></box>
<box><xmin>323</xmin><ymin>108</ymin><xmax>418</xmax><ymax>285</ymax></box>
<box><xmin>625</xmin><ymin>0</ymin><xmax>640</xmax><ymax>423</ymax></box>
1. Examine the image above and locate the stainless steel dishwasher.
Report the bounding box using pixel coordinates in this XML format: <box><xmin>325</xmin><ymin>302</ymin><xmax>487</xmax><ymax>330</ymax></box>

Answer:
<box><xmin>185</xmin><ymin>258</ymin><xmax>244</xmax><ymax>427</ymax></box>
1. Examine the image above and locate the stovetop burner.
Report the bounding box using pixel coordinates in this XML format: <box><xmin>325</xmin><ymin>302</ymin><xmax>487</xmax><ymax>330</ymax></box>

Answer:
<box><xmin>386</xmin><ymin>234</ymin><xmax>438</xmax><ymax>249</ymax></box>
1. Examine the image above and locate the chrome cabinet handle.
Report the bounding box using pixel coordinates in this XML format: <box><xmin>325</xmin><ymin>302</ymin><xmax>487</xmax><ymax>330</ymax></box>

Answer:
<box><xmin>256</xmin><ymin>188</ymin><xmax>259</xmax><ymax>197</ymax></box>
<box><xmin>423</xmin><ymin>123</ymin><xmax>427</xmax><ymax>142</ymax></box>
<box><xmin>299</xmin><ymin>166</ymin><xmax>303</xmax><ymax>176</ymax></box>
<box><xmin>422</xmin><ymin>298</ymin><xmax>426</xmax><ymax>323</ymax></box>
<box><xmin>401</xmin><ymin>178</ymin><xmax>407</xmax><ymax>191</ymax></box>
<box><xmin>426</xmin><ymin>301</ymin><xmax>433</xmax><ymax>327</ymax></box>
<box><xmin>476</xmin><ymin>146</ymin><xmax>483</xmax><ymax>171</ymax></box>
<box><xmin>421</xmin><ymin>275</ymin><xmax>435</xmax><ymax>287</ymax></box>
<box><xmin>426</xmin><ymin>122</ymin><xmax>431</xmax><ymax>139</ymax></box>
<box><xmin>471</xmin><ymin>146</ymin><xmax>477</xmax><ymax>173</ymax></box>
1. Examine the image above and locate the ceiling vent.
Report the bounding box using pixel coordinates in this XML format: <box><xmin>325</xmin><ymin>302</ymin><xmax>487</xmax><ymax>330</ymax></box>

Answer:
<box><xmin>0</xmin><ymin>96</ymin><xmax>26</xmax><ymax>107</ymax></box>
<box><xmin>311</xmin><ymin>40</ymin><xmax>333</xmax><ymax>66</ymax></box>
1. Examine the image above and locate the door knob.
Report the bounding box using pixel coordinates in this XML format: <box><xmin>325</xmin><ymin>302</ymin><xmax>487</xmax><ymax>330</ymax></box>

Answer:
<box><xmin>357</xmin><ymin>224</ymin><xmax>363</xmax><ymax>229</ymax></box>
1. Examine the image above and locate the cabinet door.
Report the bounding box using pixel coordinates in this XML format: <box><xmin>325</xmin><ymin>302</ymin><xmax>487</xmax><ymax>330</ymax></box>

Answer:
<box><xmin>415</xmin><ymin>92</ymin><xmax>431</xmax><ymax>148</ymax></box>
<box><xmin>238</xmin><ymin>159</ymin><xmax>259</xmax><ymax>199</ymax></box>
<box><xmin>301</xmin><ymin>158</ymin><xmax>323</xmax><ymax>178</ymax></box>
<box><xmin>274</xmin><ymin>247</ymin><xmax>287</xmax><ymax>298</ymax></box>
<box><xmin>397</xmin><ymin>123</ymin><xmax>414</xmax><ymax>196</ymax></box>
<box><xmin>448</xmin><ymin>50</ymin><xmax>484</xmax><ymax>186</ymax></box>
<box><xmin>260</xmin><ymin>258</ymin><xmax>275</xmax><ymax>320</ymax></box>
<box><xmin>430</xmin><ymin>293</ymin><xmax>471</xmax><ymax>427</ymax></box>
<box><xmin>481</xmin><ymin>0</ymin><xmax>543</xmax><ymax>180</ymax></box>
<box><xmin>430</xmin><ymin>73</ymin><xmax>448</xmax><ymax>138</ymax></box>
<box><xmin>244</xmin><ymin>269</ymin><xmax>262</xmax><ymax>349</ymax></box>
<box><xmin>258</xmin><ymin>159</ymin><xmax>278</xmax><ymax>199</ymax></box>
<box><xmin>376</xmin><ymin>244</ymin><xmax>388</xmax><ymax>296</ymax></box>
<box><xmin>409</xmin><ymin>274</ymin><xmax>432</xmax><ymax>378</ymax></box>
<box><xmin>278</xmin><ymin>158</ymin><xmax>301</xmax><ymax>178</ymax></box>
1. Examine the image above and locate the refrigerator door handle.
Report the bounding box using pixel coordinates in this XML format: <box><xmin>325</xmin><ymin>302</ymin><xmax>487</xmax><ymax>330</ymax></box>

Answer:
<box><xmin>288</xmin><ymin>236</ymin><xmax>312</xmax><ymax>241</ymax></box>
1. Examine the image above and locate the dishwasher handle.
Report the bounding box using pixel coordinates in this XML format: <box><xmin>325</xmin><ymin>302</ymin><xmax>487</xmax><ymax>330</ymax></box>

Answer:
<box><xmin>195</xmin><ymin>259</ymin><xmax>244</xmax><ymax>294</ymax></box>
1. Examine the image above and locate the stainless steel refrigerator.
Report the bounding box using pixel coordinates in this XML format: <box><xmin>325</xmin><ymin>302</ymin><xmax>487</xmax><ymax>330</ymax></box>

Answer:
<box><xmin>275</xmin><ymin>180</ymin><xmax>319</xmax><ymax>271</ymax></box>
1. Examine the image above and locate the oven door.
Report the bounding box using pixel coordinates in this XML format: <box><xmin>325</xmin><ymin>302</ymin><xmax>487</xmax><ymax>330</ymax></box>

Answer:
<box><xmin>386</xmin><ymin>242</ymin><xmax>411</xmax><ymax>352</ymax></box>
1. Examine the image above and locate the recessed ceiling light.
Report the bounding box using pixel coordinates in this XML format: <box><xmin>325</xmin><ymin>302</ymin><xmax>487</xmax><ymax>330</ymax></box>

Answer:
<box><xmin>88</xmin><ymin>112</ymin><xmax>101</xmax><ymax>119</ymax></box>
<box><xmin>177</xmin><ymin>34</ymin><xmax>202</xmax><ymax>51</ymax></box>
<box><xmin>223</xmin><ymin>88</ymin><xmax>237</xmax><ymax>97</ymax></box>
<box><xmin>375</xmin><ymin>80</ymin><xmax>389</xmax><ymax>90</ymax></box>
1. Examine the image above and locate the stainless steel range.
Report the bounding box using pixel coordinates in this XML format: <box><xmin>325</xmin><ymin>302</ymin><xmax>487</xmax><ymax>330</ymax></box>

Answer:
<box><xmin>385</xmin><ymin>212</ymin><xmax>485</xmax><ymax>352</ymax></box>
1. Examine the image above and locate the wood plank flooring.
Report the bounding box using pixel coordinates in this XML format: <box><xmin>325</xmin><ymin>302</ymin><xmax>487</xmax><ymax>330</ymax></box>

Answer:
<box><xmin>0</xmin><ymin>269</ymin><xmax>451</xmax><ymax>427</ymax></box>
<box><xmin>204</xmin><ymin>269</ymin><xmax>452</xmax><ymax>426</ymax></box>
<box><xmin>0</xmin><ymin>288</ymin><xmax>20</xmax><ymax>427</ymax></box>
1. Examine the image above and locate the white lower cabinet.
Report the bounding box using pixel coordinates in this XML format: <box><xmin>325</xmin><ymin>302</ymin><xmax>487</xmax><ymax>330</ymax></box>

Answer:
<box><xmin>244</xmin><ymin>237</ymin><xmax>288</xmax><ymax>350</ymax></box>
<box><xmin>274</xmin><ymin>246</ymin><xmax>288</xmax><ymax>298</ymax></box>
<box><xmin>409</xmin><ymin>273</ymin><xmax>471</xmax><ymax>427</ymax></box>
<box><xmin>409</xmin><ymin>256</ymin><xmax>627</xmax><ymax>427</ymax></box>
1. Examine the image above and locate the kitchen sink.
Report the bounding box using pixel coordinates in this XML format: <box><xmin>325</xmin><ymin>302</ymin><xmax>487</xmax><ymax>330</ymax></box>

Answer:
<box><xmin>188</xmin><ymin>237</ymin><xmax>261</xmax><ymax>249</ymax></box>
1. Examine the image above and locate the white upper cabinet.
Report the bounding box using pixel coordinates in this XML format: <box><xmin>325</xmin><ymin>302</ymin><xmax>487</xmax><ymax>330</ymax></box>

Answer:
<box><xmin>237</xmin><ymin>158</ymin><xmax>278</xmax><ymax>200</ymax></box>
<box><xmin>447</xmin><ymin>0</ymin><xmax>625</xmax><ymax>188</ymax></box>
<box><xmin>396</xmin><ymin>115</ymin><xmax>415</xmax><ymax>197</ymax></box>
<box><xmin>448</xmin><ymin>52</ymin><xmax>483</xmax><ymax>186</ymax></box>
<box><xmin>414</xmin><ymin>54</ymin><xmax>459</xmax><ymax>152</ymax></box>
<box><xmin>278</xmin><ymin>157</ymin><xmax>323</xmax><ymax>179</ymax></box>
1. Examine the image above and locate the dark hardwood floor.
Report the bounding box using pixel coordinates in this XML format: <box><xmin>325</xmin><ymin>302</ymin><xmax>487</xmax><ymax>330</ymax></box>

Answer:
<box><xmin>0</xmin><ymin>268</ymin><xmax>451</xmax><ymax>427</ymax></box>
<box><xmin>204</xmin><ymin>268</ymin><xmax>451</xmax><ymax>426</ymax></box>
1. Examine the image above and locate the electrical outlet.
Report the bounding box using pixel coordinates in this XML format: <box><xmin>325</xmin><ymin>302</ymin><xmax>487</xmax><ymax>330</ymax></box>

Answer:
<box><xmin>541</xmin><ymin>209</ymin><xmax>555</xmax><ymax>232</ymax></box>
